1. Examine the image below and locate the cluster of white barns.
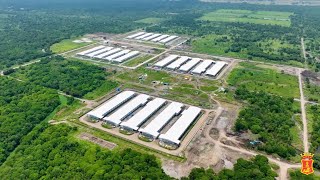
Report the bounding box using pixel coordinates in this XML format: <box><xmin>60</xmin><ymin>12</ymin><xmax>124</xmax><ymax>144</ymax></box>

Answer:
<box><xmin>76</xmin><ymin>45</ymin><xmax>140</xmax><ymax>63</ymax></box>
<box><xmin>87</xmin><ymin>91</ymin><xmax>202</xmax><ymax>146</ymax></box>
<box><xmin>126</xmin><ymin>32</ymin><xmax>179</xmax><ymax>44</ymax></box>
<box><xmin>154</xmin><ymin>55</ymin><xmax>228</xmax><ymax>78</ymax></box>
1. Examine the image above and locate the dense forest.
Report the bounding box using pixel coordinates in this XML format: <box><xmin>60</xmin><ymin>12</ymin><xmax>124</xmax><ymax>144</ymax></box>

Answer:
<box><xmin>0</xmin><ymin>124</ymin><xmax>171</xmax><ymax>179</ymax></box>
<box><xmin>12</xmin><ymin>56</ymin><xmax>117</xmax><ymax>97</ymax></box>
<box><xmin>0</xmin><ymin>77</ymin><xmax>60</xmax><ymax>165</ymax></box>
<box><xmin>183</xmin><ymin>155</ymin><xmax>277</xmax><ymax>180</ymax></box>
<box><xmin>234</xmin><ymin>87</ymin><xmax>298</xmax><ymax>158</ymax></box>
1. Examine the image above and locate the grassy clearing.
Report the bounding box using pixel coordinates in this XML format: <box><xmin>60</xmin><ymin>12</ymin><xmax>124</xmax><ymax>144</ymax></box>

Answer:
<box><xmin>135</xmin><ymin>17</ymin><xmax>165</xmax><ymax>24</ymax></box>
<box><xmin>227</xmin><ymin>62</ymin><xmax>300</xmax><ymax>98</ymax></box>
<box><xmin>199</xmin><ymin>9</ymin><xmax>292</xmax><ymax>27</ymax></box>
<box><xmin>53</xmin><ymin>96</ymin><xmax>86</xmax><ymax>121</ymax></box>
<box><xmin>122</xmin><ymin>55</ymin><xmax>153</xmax><ymax>67</ymax></box>
<box><xmin>50</xmin><ymin>38</ymin><xmax>94</xmax><ymax>54</ymax></box>
<box><xmin>192</xmin><ymin>34</ymin><xmax>248</xmax><ymax>59</ymax></box>
<box><xmin>83</xmin><ymin>81</ymin><xmax>119</xmax><ymax>100</ymax></box>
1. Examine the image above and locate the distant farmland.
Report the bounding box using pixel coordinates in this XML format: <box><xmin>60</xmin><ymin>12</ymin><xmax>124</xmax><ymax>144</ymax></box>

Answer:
<box><xmin>198</xmin><ymin>9</ymin><xmax>293</xmax><ymax>27</ymax></box>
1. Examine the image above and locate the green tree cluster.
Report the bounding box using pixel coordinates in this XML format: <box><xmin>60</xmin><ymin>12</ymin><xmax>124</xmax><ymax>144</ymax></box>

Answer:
<box><xmin>14</xmin><ymin>56</ymin><xmax>117</xmax><ymax>98</ymax></box>
<box><xmin>183</xmin><ymin>155</ymin><xmax>277</xmax><ymax>180</ymax></box>
<box><xmin>0</xmin><ymin>77</ymin><xmax>60</xmax><ymax>165</ymax></box>
<box><xmin>234</xmin><ymin>87</ymin><xmax>297</xmax><ymax>158</ymax></box>
<box><xmin>0</xmin><ymin>124</ymin><xmax>171</xmax><ymax>180</ymax></box>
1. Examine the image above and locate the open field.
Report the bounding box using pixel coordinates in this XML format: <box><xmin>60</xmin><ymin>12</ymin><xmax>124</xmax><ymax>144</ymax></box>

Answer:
<box><xmin>50</xmin><ymin>38</ymin><xmax>94</xmax><ymax>54</ymax></box>
<box><xmin>199</xmin><ymin>9</ymin><xmax>292</xmax><ymax>27</ymax></box>
<box><xmin>227</xmin><ymin>62</ymin><xmax>300</xmax><ymax>98</ymax></box>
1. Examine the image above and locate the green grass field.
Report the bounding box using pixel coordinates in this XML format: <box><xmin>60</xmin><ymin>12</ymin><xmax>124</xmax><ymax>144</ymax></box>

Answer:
<box><xmin>199</xmin><ymin>9</ymin><xmax>293</xmax><ymax>27</ymax></box>
<box><xmin>122</xmin><ymin>55</ymin><xmax>153</xmax><ymax>67</ymax></box>
<box><xmin>135</xmin><ymin>17</ymin><xmax>165</xmax><ymax>24</ymax></box>
<box><xmin>83</xmin><ymin>81</ymin><xmax>119</xmax><ymax>100</ymax></box>
<box><xmin>50</xmin><ymin>38</ymin><xmax>94</xmax><ymax>54</ymax></box>
<box><xmin>227</xmin><ymin>62</ymin><xmax>300</xmax><ymax>98</ymax></box>
<box><xmin>192</xmin><ymin>34</ymin><xmax>249</xmax><ymax>58</ymax></box>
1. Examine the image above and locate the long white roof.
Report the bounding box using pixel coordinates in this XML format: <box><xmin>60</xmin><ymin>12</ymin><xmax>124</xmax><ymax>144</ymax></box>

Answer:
<box><xmin>154</xmin><ymin>55</ymin><xmax>179</xmax><ymax>68</ymax></box>
<box><xmin>86</xmin><ymin>47</ymin><xmax>112</xmax><ymax>58</ymax></box>
<box><xmin>159</xmin><ymin>106</ymin><xmax>201</xmax><ymax>145</ymax></box>
<box><xmin>151</xmin><ymin>34</ymin><xmax>169</xmax><ymax>42</ymax></box>
<box><xmin>105</xmin><ymin>50</ymin><xmax>131</xmax><ymax>61</ymax></box>
<box><xmin>76</xmin><ymin>45</ymin><xmax>105</xmax><ymax>56</ymax></box>
<box><xmin>93</xmin><ymin>47</ymin><xmax>114</xmax><ymax>58</ymax></box>
<box><xmin>159</xmin><ymin>36</ymin><xmax>178</xmax><ymax>43</ymax></box>
<box><xmin>204</xmin><ymin>61</ymin><xmax>227</xmax><ymax>77</ymax></box>
<box><xmin>120</xmin><ymin>98</ymin><xmax>166</xmax><ymax>131</ymax></box>
<box><xmin>98</xmin><ymin>48</ymin><xmax>122</xmax><ymax>60</ymax></box>
<box><xmin>179</xmin><ymin>58</ymin><xmax>202</xmax><ymax>72</ymax></box>
<box><xmin>103</xmin><ymin>94</ymin><xmax>150</xmax><ymax>125</ymax></box>
<box><xmin>127</xmin><ymin>32</ymin><xmax>145</xmax><ymax>39</ymax></box>
<box><xmin>113</xmin><ymin>51</ymin><xmax>140</xmax><ymax>63</ymax></box>
<box><xmin>143</xmin><ymin>33</ymin><xmax>162</xmax><ymax>41</ymax></box>
<box><xmin>87</xmin><ymin>91</ymin><xmax>135</xmax><ymax>119</ymax></box>
<box><xmin>166</xmin><ymin>56</ymin><xmax>190</xmax><ymax>70</ymax></box>
<box><xmin>192</xmin><ymin>60</ymin><xmax>214</xmax><ymax>74</ymax></box>
<box><xmin>139</xmin><ymin>102</ymin><xmax>183</xmax><ymax>138</ymax></box>
<box><xmin>135</xmin><ymin>33</ymin><xmax>153</xmax><ymax>40</ymax></box>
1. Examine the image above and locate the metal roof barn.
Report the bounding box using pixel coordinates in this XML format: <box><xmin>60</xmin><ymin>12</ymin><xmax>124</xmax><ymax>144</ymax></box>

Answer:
<box><xmin>139</xmin><ymin>102</ymin><xmax>183</xmax><ymax>138</ymax></box>
<box><xmin>120</xmin><ymin>98</ymin><xmax>166</xmax><ymax>131</ymax></box>
<box><xmin>93</xmin><ymin>47</ymin><xmax>114</xmax><ymax>58</ymax></box>
<box><xmin>191</xmin><ymin>60</ymin><xmax>215</xmax><ymax>74</ymax></box>
<box><xmin>76</xmin><ymin>45</ymin><xmax>105</xmax><ymax>56</ymax></box>
<box><xmin>151</xmin><ymin>34</ymin><xmax>169</xmax><ymax>42</ymax></box>
<box><xmin>166</xmin><ymin>56</ymin><xmax>190</xmax><ymax>70</ymax></box>
<box><xmin>204</xmin><ymin>61</ymin><xmax>227</xmax><ymax>77</ymax></box>
<box><xmin>87</xmin><ymin>91</ymin><xmax>135</xmax><ymax>119</ymax></box>
<box><xmin>86</xmin><ymin>47</ymin><xmax>112</xmax><ymax>58</ymax></box>
<box><xmin>142</xmin><ymin>33</ymin><xmax>162</xmax><ymax>41</ymax></box>
<box><xmin>135</xmin><ymin>33</ymin><xmax>154</xmax><ymax>40</ymax></box>
<box><xmin>113</xmin><ymin>51</ymin><xmax>140</xmax><ymax>63</ymax></box>
<box><xmin>154</xmin><ymin>55</ymin><xmax>179</xmax><ymax>68</ymax></box>
<box><xmin>98</xmin><ymin>48</ymin><xmax>122</xmax><ymax>60</ymax></box>
<box><xmin>103</xmin><ymin>94</ymin><xmax>150</xmax><ymax>126</ymax></box>
<box><xmin>159</xmin><ymin>106</ymin><xmax>201</xmax><ymax>145</ymax></box>
<box><xmin>179</xmin><ymin>58</ymin><xmax>202</xmax><ymax>72</ymax></box>
<box><xmin>105</xmin><ymin>50</ymin><xmax>131</xmax><ymax>61</ymax></box>
<box><xmin>159</xmin><ymin>36</ymin><xmax>178</xmax><ymax>43</ymax></box>
<box><xmin>127</xmin><ymin>32</ymin><xmax>145</xmax><ymax>39</ymax></box>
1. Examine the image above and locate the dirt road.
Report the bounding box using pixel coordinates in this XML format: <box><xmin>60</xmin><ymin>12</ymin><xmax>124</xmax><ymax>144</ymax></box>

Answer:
<box><xmin>299</xmin><ymin>69</ymin><xmax>309</xmax><ymax>153</ymax></box>
<box><xmin>203</xmin><ymin>105</ymin><xmax>300</xmax><ymax>180</ymax></box>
